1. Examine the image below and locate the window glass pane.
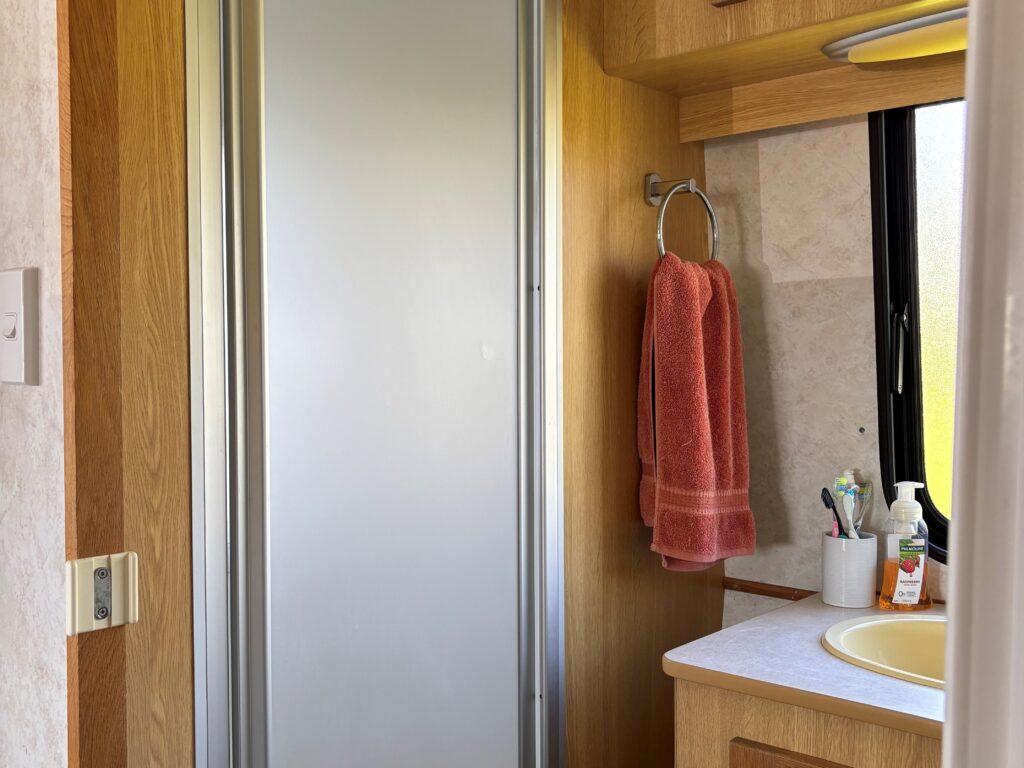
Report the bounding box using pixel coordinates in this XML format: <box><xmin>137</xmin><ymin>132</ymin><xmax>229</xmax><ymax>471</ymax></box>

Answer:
<box><xmin>914</xmin><ymin>101</ymin><xmax>966</xmax><ymax>519</ymax></box>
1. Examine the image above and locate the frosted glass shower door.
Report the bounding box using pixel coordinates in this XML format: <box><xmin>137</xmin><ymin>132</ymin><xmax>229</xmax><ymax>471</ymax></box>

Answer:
<box><xmin>262</xmin><ymin>1</ymin><xmax>521</xmax><ymax>765</ymax></box>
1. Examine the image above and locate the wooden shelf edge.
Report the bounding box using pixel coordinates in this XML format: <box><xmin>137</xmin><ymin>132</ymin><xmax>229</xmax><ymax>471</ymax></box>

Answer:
<box><xmin>724</xmin><ymin>576</ymin><xmax>947</xmax><ymax>605</ymax></box>
<box><xmin>723</xmin><ymin>577</ymin><xmax>817</xmax><ymax>602</ymax></box>
<box><xmin>679</xmin><ymin>52</ymin><xmax>965</xmax><ymax>143</ymax></box>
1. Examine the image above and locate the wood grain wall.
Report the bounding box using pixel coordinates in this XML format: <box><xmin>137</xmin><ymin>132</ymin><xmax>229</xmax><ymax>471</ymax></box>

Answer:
<box><xmin>563</xmin><ymin>1</ymin><xmax>725</xmax><ymax>766</ymax></box>
<box><xmin>59</xmin><ymin>0</ymin><xmax>193</xmax><ymax>764</ymax></box>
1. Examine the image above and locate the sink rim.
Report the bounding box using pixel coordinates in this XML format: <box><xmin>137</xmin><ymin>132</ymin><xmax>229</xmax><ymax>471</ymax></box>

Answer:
<box><xmin>821</xmin><ymin>614</ymin><xmax>947</xmax><ymax>689</ymax></box>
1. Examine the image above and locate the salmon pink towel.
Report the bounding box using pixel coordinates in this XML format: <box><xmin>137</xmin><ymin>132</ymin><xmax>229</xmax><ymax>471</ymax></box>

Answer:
<box><xmin>637</xmin><ymin>253</ymin><xmax>754</xmax><ymax>571</ymax></box>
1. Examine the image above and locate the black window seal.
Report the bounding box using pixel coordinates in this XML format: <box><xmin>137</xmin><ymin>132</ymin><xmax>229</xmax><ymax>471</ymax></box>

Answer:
<box><xmin>869</xmin><ymin>105</ymin><xmax>951</xmax><ymax>565</ymax></box>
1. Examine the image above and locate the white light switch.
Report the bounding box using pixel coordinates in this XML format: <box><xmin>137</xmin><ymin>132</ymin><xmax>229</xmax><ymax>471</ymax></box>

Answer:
<box><xmin>0</xmin><ymin>268</ymin><xmax>39</xmax><ymax>385</ymax></box>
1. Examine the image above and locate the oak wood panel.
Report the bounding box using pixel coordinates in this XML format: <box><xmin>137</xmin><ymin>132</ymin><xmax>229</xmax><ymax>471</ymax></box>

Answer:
<box><xmin>59</xmin><ymin>0</ymin><xmax>193</xmax><ymax>764</ymax></box>
<box><xmin>730</xmin><ymin>738</ymin><xmax>852</xmax><ymax>768</ymax></box>
<box><xmin>678</xmin><ymin>52</ymin><xmax>964</xmax><ymax>142</ymax></box>
<box><xmin>606</xmin><ymin>0</ymin><xmax>965</xmax><ymax>97</ymax></box>
<box><xmin>665</xmin><ymin>660</ymin><xmax>940</xmax><ymax>739</ymax></box>
<box><xmin>118</xmin><ymin>0</ymin><xmax>194</xmax><ymax>763</ymax></box>
<box><xmin>564</xmin><ymin>1</ymin><xmax>725</xmax><ymax>766</ymax></box>
<box><xmin>674</xmin><ymin>681</ymin><xmax>941</xmax><ymax>768</ymax></box>
<box><xmin>61</xmin><ymin>0</ymin><xmax>127</xmax><ymax>763</ymax></box>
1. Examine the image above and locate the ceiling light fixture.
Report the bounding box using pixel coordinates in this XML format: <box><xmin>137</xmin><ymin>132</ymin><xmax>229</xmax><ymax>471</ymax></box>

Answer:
<box><xmin>823</xmin><ymin>6</ymin><xmax>967</xmax><ymax>64</ymax></box>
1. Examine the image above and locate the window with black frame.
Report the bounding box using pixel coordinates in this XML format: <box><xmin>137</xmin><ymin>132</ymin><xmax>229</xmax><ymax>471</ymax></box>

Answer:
<box><xmin>870</xmin><ymin>100</ymin><xmax>966</xmax><ymax>564</ymax></box>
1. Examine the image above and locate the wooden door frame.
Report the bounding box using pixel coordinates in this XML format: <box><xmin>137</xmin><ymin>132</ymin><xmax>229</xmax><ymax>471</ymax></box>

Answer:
<box><xmin>58</xmin><ymin>0</ymin><xmax>195</xmax><ymax>764</ymax></box>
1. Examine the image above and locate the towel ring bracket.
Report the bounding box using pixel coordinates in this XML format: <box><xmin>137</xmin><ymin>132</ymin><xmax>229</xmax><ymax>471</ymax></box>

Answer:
<box><xmin>644</xmin><ymin>173</ymin><xmax>720</xmax><ymax>262</ymax></box>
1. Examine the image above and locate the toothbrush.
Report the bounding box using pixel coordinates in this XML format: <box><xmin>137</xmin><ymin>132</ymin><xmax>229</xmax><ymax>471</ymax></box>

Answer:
<box><xmin>821</xmin><ymin>488</ymin><xmax>847</xmax><ymax>538</ymax></box>
<box><xmin>834</xmin><ymin>475</ymin><xmax>871</xmax><ymax>533</ymax></box>
<box><xmin>854</xmin><ymin>481</ymin><xmax>872</xmax><ymax>532</ymax></box>
<box><xmin>841</xmin><ymin>490</ymin><xmax>860</xmax><ymax>539</ymax></box>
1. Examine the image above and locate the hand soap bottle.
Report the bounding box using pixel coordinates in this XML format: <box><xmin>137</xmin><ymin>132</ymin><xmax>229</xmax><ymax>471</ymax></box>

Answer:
<box><xmin>879</xmin><ymin>481</ymin><xmax>933</xmax><ymax>611</ymax></box>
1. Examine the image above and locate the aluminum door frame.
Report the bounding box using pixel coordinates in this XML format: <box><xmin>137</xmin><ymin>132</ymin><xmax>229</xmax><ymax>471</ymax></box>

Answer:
<box><xmin>185</xmin><ymin>1</ymin><xmax>565</xmax><ymax>765</ymax></box>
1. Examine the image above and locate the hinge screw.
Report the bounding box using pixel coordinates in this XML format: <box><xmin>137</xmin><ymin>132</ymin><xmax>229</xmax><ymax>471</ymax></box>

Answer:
<box><xmin>96</xmin><ymin>567</ymin><xmax>110</xmax><ymax>580</ymax></box>
<box><xmin>95</xmin><ymin>606</ymin><xmax>110</xmax><ymax>620</ymax></box>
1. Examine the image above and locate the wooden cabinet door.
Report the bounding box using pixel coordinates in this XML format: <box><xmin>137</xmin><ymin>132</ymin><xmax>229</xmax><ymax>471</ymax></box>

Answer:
<box><xmin>730</xmin><ymin>738</ymin><xmax>853</xmax><ymax>768</ymax></box>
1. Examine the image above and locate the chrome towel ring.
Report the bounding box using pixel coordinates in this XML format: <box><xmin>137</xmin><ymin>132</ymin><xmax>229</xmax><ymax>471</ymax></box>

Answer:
<box><xmin>644</xmin><ymin>173</ymin><xmax>720</xmax><ymax>262</ymax></box>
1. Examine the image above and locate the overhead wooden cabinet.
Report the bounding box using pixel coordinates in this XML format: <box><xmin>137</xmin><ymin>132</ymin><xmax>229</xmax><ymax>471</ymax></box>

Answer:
<box><xmin>603</xmin><ymin>0</ymin><xmax>967</xmax><ymax>141</ymax></box>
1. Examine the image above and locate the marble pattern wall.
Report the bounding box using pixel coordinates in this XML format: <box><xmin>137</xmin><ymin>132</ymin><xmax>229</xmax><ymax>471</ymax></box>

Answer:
<box><xmin>0</xmin><ymin>1</ymin><xmax>67</xmax><ymax>765</ymax></box>
<box><xmin>705</xmin><ymin>117</ymin><xmax>947</xmax><ymax>627</ymax></box>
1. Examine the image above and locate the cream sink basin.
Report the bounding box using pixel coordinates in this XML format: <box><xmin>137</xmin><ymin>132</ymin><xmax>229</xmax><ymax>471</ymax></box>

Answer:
<box><xmin>822</xmin><ymin>614</ymin><xmax>946</xmax><ymax>689</ymax></box>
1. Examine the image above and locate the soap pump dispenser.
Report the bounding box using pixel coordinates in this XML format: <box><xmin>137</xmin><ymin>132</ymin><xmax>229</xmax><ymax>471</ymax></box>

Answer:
<box><xmin>879</xmin><ymin>481</ymin><xmax>932</xmax><ymax>610</ymax></box>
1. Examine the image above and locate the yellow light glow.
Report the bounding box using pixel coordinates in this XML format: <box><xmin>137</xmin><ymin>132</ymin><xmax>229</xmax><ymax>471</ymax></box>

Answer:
<box><xmin>847</xmin><ymin>17</ymin><xmax>967</xmax><ymax>63</ymax></box>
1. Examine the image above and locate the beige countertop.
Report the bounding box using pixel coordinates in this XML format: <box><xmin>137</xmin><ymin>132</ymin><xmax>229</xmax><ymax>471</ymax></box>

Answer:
<box><xmin>663</xmin><ymin>596</ymin><xmax>946</xmax><ymax>739</ymax></box>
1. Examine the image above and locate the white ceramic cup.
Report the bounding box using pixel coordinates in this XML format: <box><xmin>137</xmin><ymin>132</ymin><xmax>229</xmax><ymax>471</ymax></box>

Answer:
<box><xmin>821</xmin><ymin>532</ymin><xmax>877</xmax><ymax>608</ymax></box>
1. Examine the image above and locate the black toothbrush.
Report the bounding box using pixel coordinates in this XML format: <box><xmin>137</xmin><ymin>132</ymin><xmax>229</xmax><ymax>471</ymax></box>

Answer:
<box><xmin>821</xmin><ymin>487</ymin><xmax>848</xmax><ymax>538</ymax></box>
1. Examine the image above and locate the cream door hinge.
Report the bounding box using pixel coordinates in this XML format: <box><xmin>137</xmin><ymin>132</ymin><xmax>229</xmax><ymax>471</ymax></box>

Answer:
<box><xmin>66</xmin><ymin>552</ymin><xmax>139</xmax><ymax>636</ymax></box>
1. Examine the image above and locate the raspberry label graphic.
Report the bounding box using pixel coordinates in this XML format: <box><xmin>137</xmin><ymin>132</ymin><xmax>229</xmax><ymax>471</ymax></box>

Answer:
<box><xmin>892</xmin><ymin>537</ymin><xmax>927</xmax><ymax>604</ymax></box>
